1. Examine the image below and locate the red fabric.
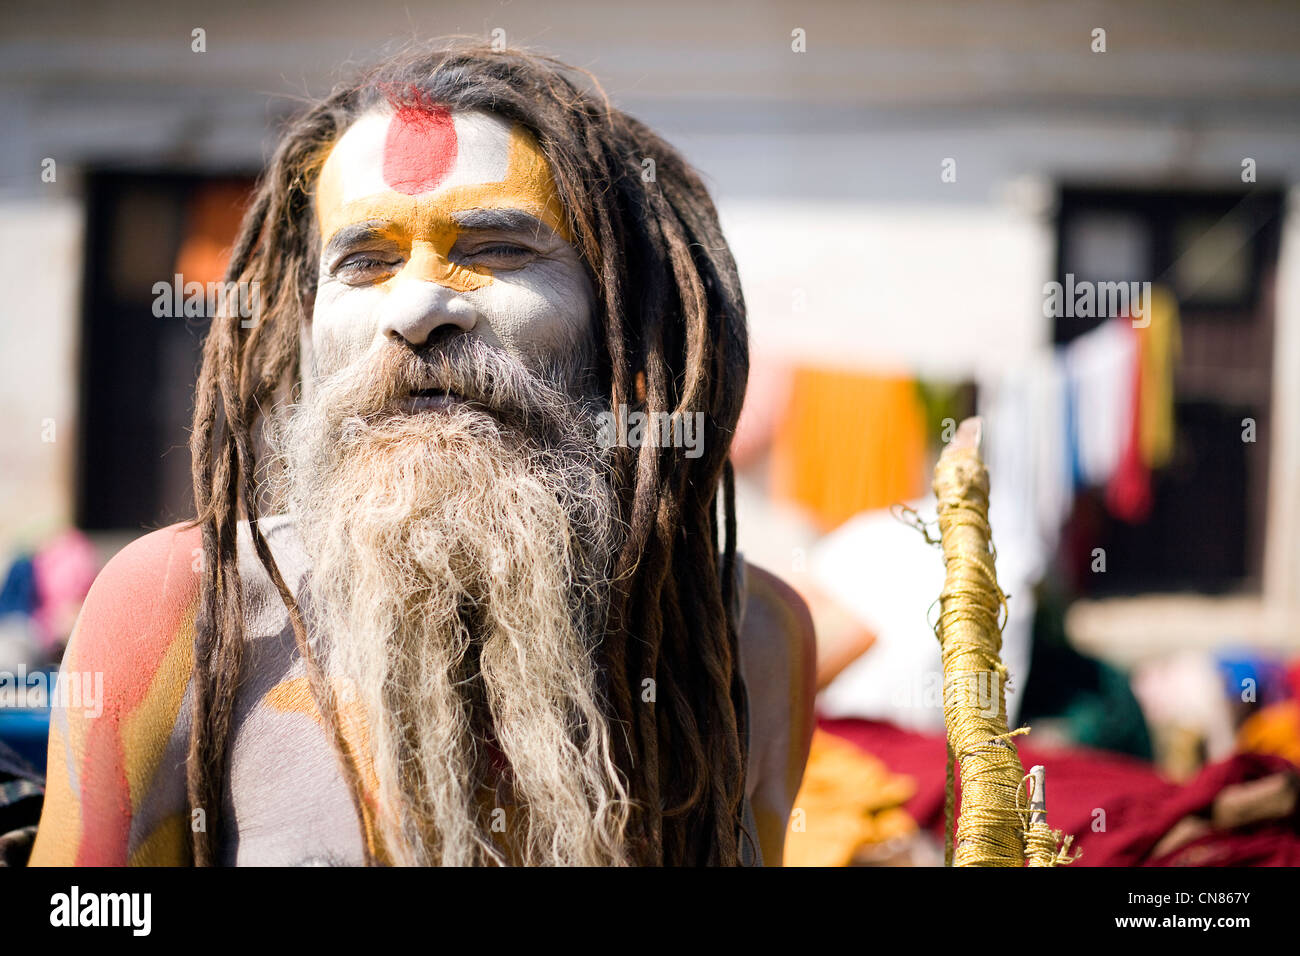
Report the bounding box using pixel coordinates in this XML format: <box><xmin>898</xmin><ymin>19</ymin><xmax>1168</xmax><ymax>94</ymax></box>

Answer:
<box><xmin>1286</xmin><ymin>659</ymin><xmax>1300</xmax><ymax>702</ymax></box>
<box><xmin>819</xmin><ymin>717</ymin><xmax>1300</xmax><ymax>866</ymax></box>
<box><xmin>1087</xmin><ymin>752</ymin><xmax>1300</xmax><ymax>866</ymax></box>
<box><xmin>1106</xmin><ymin>321</ymin><xmax>1152</xmax><ymax>522</ymax></box>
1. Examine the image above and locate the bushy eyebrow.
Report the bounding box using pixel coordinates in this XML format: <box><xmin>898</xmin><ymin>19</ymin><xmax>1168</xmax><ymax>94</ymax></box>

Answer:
<box><xmin>452</xmin><ymin>208</ymin><xmax>554</xmax><ymax>238</ymax></box>
<box><xmin>323</xmin><ymin>222</ymin><xmax>396</xmax><ymax>261</ymax></box>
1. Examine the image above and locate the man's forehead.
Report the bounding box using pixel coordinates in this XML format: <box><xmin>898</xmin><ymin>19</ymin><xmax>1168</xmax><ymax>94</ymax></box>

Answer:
<box><xmin>315</xmin><ymin>104</ymin><xmax>571</xmax><ymax>243</ymax></box>
<box><xmin>320</xmin><ymin>106</ymin><xmax>513</xmax><ymax>205</ymax></box>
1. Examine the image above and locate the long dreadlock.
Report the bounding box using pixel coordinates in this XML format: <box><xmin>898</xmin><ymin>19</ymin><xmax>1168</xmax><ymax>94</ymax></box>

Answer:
<box><xmin>187</xmin><ymin>39</ymin><xmax>751</xmax><ymax>866</ymax></box>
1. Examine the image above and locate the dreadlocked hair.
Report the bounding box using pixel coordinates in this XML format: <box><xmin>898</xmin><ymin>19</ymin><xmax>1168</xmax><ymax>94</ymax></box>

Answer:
<box><xmin>186</xmin><ymin>38</ymin><xmax>751</xmax><ymax>866</ymax></box>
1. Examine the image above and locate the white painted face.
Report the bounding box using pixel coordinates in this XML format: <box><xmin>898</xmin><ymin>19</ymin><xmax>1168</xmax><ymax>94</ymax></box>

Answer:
<box><xmin>308</xmin><ymin>104</ymin><xmax>596</xmax><ymax>386</ymax></box>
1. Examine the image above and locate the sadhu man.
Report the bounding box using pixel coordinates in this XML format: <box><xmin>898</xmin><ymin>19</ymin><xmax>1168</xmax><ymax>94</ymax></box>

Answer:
<box><xmin>29</xmin><ymin>41</ymin><xmax>814</xmax><ymax>867</ymax></box>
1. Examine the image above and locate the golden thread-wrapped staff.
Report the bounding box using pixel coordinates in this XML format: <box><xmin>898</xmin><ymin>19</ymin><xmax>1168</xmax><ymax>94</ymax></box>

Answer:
<box><xmin>930</xmin><ymin>418</ymin><xmax>1075</xmax><ymax>867</ymax></box>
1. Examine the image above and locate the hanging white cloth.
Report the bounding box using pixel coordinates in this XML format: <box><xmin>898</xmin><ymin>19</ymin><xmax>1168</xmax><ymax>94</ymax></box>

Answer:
<box><xmin>978</xmin><ymin>350</ymin><xmax>1073</xmax><ymax>586</ymax></box>
<box><xmin>1066</xmin><ymin>319</ymin><xmax>1137</xmax><ymax>489</ymax></box>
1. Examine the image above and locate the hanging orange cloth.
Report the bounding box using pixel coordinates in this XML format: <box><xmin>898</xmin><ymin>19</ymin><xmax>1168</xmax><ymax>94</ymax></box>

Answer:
<box><xmin>770</xmin><ymin>367</ymin><xmax>926</xmax><ymax>531</ymax></box>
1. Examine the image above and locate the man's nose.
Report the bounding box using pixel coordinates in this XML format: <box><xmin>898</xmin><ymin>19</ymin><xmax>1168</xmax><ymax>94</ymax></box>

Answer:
<box><xmin>379</xmin><ymin>277</ymin><xmax>478</xmax><ymax>348</ymax></box>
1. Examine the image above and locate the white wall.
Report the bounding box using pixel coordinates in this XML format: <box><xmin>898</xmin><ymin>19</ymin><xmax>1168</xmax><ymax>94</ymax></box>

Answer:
<box><xmin>0</xmin><ymin>198</ymin><xmax>83</xmax><ymax>544</ymax></box>
<box><xmin>721</xmin><ymin>197</ymin><xmax>1053</xmax><ymax>378</ymax></box>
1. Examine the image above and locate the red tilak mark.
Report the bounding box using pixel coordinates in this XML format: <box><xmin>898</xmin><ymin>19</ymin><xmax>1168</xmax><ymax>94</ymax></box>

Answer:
<box><xmin>383</xmin><ymin>106</ymin><xmax>457</xmax><ymax>195</ymax></box>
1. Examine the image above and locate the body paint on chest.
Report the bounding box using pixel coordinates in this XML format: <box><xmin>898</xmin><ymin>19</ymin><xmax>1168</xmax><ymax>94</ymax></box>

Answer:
<box><xmin>265</xmin><ymin>675</ymin><xmax>388</xmax><ymax>864</ymax></box>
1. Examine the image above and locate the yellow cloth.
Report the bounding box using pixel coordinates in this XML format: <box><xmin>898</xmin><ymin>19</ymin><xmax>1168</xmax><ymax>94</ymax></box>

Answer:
<box><xmin>771</xmin><ymin>368</ymin><xmax>926</xmax><ymax>531</ymax></box>
<box><xmin>784</xmin><ymin>728</ymin><xmax>917</xmax><ymax>867</ymax></box>
<box><xmin>1237</xmin><ymin>700</ymin><xmax>1300</xmax><ymax>767</ymax></box>
<box><xmin>1138</xmin><ymin>286</ymin><xmax>1181</xmax><ymax>470</ymax></box>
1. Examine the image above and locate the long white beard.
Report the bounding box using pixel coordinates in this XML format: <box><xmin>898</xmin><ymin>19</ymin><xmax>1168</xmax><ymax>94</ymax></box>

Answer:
<box><xmin>266</xmin><ymin>339</ymin><xmax>629</xmax><ymax>866</ymax></box>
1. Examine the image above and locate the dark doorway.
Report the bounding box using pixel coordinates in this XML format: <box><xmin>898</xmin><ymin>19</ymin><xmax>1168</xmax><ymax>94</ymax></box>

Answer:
<box><xmin>1053</xmin><ymin>185</ymin><xmax>1284</xmax><ymax>596</ymax></box>
<box><xmin>75</xmin><ymin>172</ymin><xmax>254</xmax><ymax>531</ymax></box>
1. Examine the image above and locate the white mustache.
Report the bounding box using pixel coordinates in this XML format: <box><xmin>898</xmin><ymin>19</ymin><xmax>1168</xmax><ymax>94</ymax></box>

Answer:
<box><xmin>316</xmin><ymin>336</ymin><xmax>600</xmax><ymax>450</ymax></box>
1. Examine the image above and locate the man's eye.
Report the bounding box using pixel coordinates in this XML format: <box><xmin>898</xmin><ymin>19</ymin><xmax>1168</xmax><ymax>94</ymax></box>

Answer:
<box><xmin>459</xmin><ymin>243</ymin><xmax>535</xmax><ymax>267</ymax></box>
<box><xmin>336</xmin><ymin>253</ymin><xmax>400</xmax><ymax>277</ymax></box>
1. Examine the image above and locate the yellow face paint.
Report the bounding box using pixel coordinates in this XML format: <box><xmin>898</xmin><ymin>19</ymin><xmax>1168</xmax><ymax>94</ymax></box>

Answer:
<box><xmin>315</xmin><ymin>106</ymin><xmax>572</xmax><ymax>295</ymax></box>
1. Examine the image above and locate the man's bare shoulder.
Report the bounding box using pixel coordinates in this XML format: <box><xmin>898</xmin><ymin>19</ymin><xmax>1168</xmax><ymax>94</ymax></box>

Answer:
<box><xmin>29</xmin><ymin>522</ymin><xmax>203</xmax><ymax>865</ymax></box>
<box><xmin>737</xmin><ymin>562</ymin><xmax>816</xmax><ymax>864</ymax></box>
<box><xmin>71</xmin><ymin>522</ymin><xmax>204</xmax><ymax>673</ymax></box>
<box><xmin>739</xmin><ymin>565</ymin><xmax>815</xmax><ymax>695</ymax></box>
